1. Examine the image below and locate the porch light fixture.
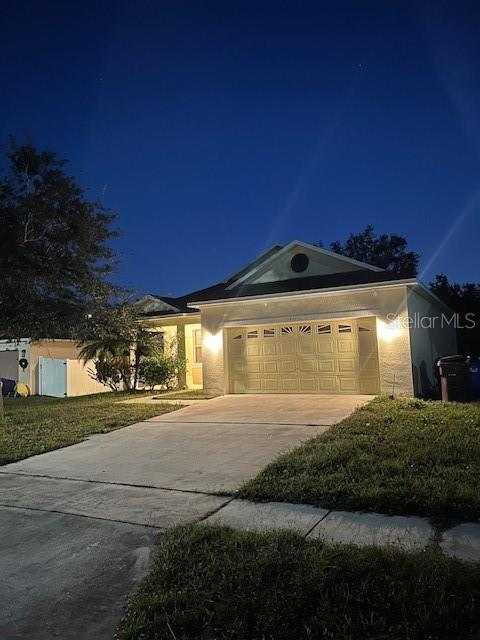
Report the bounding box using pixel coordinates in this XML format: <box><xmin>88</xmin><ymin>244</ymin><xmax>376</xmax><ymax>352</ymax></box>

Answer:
<box><xmin>377</xmin><ymin>319</ymin><xmax>401</xmax><ymax>342</ymax></box>
<box><xmin>204</xmin><ymin>331</ymin><xmax>222</xmax><ymax>353</ymax></box>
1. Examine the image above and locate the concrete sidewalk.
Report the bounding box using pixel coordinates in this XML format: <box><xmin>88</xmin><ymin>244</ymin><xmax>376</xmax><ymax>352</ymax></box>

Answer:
<box><xmin>202</xmin><ymin>498</ymin><xmax>480</xmax><ymax>562</ymax></box>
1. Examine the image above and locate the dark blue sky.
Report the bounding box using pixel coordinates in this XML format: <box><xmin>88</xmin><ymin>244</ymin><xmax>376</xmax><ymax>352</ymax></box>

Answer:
<box><xmin>2</xmin><ymin>1</ymin><xmax>480</xmax><ymax>297</ymax></box>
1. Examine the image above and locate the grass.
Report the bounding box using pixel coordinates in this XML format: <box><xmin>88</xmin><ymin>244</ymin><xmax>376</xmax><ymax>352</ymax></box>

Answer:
<box><xmin>153</xmin><ymin>389</ymin><xmax>219</xmax><ymax>400</ymax></box>
<box><xmin>240</xmin><ymin>396</ymin><xmax>480</xmax><ymax>522</ymax></box>
<box><xmin>118</xmin><ymin>524</ymin><xmax>480</xmax><ymax>640</ymax></box>
<box><xmin>0</xmin><ymin>392</ymin><xmax>179</xmax><ymax>465</ymax></box>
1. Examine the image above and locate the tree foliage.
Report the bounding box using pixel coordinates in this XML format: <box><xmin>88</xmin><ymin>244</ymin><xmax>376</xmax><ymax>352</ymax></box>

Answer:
<box><xmin>0</xmin><ymin>141</ymin><xmax>121</xmax><ymax>339</ymax></box>
<box><xmin>138</xmin><ymin>355</ymin><xmax>187</xmax><ymax>391</ymax></box>
<box><xmin>330</xmin><ymin>225</ymin><xmax>419</xmax><ymax>276</ymax></box>
<box><xmin>79</xmin><ymin>316</ymin><xmax>167</xmax><ymax>391</ymax></box>
<box><xmin>430</xmin><ymin>274</ymin><xmax>480</xmax><ymax>357</ymax></box>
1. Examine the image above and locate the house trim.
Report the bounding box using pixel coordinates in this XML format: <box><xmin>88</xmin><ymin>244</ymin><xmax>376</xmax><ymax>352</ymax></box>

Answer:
<box><xmin>219</xmin><ymin>308</ymin><xmax>380</xmax><ymax>328</ymax></box>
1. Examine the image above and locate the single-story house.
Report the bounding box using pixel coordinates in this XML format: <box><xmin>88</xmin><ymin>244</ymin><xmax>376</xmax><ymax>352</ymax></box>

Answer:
<box><xmin>137</xmin><ymin>240</ymin><xmax>457</xmax><ymax>397</ymax></box>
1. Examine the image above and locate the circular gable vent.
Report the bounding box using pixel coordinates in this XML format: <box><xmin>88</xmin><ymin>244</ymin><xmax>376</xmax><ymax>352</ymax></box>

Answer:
<box><xmin>290</xmin><ymin>253</ymin><xmax>309</xmax><ymax>273</ymax></box>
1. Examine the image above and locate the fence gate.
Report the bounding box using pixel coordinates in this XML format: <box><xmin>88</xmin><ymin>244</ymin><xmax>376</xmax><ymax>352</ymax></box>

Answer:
<box><xmin>38</xmin><ymin>357</ymin><xmax>67</xmax><ymax>397</ymax></box>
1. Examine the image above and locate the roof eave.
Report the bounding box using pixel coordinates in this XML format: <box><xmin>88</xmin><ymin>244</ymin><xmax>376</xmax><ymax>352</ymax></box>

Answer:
<box><xmin>140</xmin><ymin>311</ymin><xmax>200</xmax><ymax>321</ymax></box>
<box><xmin>187</xmin><ymin>278</ymin><xmax>417</xmax><ymax>308</ymax></box>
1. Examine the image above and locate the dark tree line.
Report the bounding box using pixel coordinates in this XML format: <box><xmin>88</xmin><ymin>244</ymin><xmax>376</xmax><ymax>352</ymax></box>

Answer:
<box><xmin>330</xmin><ymin>226</ymin><xmax>480</xmax><ymax>357</ymax></box>
<box><xmin>0</xmin><ymin>141</ymin><xmax>122</xmax><ymax>339</ymax></box>
<box><xmin>330</xmin><ymin>224</ymin><xmax>419</xmax><ymax>278</ymax></box>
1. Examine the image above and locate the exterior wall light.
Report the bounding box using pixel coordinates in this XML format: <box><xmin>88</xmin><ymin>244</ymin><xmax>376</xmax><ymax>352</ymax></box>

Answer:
<box><xmin>204</xmin><ymin>331</ymin><xmax>222</xmax><ymax>353</ymax></box>
<box><xmin>377</xmin><ymin>319</ymin><xmax>402</xmax><ymax>342</ymax></box>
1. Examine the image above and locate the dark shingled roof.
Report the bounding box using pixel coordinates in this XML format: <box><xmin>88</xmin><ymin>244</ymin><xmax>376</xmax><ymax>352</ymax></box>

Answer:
<box><xmin>141</xmin><ymin>269</ymin><xmax>411</xmax><ymax>317</ymax></box>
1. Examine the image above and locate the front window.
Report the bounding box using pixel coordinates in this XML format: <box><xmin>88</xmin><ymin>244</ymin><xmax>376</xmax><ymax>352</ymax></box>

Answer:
<box><xmin>193</xmin><ymin>329</ymin><xmax>202</xmax><ymax>363</ymax></box>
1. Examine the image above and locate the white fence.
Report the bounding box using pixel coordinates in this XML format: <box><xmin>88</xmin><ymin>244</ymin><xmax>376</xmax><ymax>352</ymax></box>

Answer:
<box><xmin>38</xmin><ymin>357</ymin><xmax>111</xmax><ymax>397</ymax></box>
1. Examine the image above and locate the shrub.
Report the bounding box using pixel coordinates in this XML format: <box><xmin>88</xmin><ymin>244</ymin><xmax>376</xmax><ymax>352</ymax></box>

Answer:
<box><xmin>138</xmin><ymin>355</ymin><xmax>186</xmax><ymax>391</ymax></box>
<box><xmin>88</xmin><ymin>357</ymin><xmax>123</xmax><ymax>391</ymax></box>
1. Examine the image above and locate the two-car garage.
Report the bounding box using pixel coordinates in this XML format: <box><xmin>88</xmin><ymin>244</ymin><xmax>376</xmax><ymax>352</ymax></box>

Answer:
<box><xmin>227</xmin><ymin>317</ymin><xmax>380</xmax><ymax>394</ymax></box>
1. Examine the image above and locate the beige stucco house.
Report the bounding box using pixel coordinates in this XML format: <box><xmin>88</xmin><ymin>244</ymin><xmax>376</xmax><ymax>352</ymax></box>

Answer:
<box><xmin>137</xmin><ymin>241</ymin><xmax>457</xmax><ymax>398</ymax></box>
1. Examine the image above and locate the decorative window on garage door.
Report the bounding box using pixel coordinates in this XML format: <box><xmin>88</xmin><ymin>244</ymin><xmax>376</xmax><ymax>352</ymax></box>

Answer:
<box><xmin>338</xmin><ymin>324</ymin><xmax>352</xmax><ymax>333</ymax></box>
<box><xmin>263</xmin><ymin>328</ymin><xmax>275</xmax><ymax>337</ymax></box>
<box><xmin>281</xmin><ymin>326</ymin><xmax>294</xmax><ymax>336</ymax></box>
<box><xmin>317</xmin><ymin>323</ymin><xmax>331</xmax><ymax>334</ymax></box>
<box><xmin>299</xmin><ymin>325</ymin><xmax>312</xmax><ymax>335</ymax></box>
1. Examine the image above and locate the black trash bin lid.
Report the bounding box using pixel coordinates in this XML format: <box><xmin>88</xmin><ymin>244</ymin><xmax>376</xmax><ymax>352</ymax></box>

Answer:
<box><xmin>437</xmin><ymin>354</ymin><xmax>470</xmax><ymax>365</ymax></box>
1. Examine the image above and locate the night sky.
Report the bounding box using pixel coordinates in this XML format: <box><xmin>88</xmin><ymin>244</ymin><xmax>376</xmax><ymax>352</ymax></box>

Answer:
<box><xmin>2</xmin><ymin>1</ymin><xmax>480</xmax><ymax>297</ymax></box>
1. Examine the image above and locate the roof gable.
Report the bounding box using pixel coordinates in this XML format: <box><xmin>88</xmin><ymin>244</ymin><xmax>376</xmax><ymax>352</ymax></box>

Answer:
<box><xmin>135</xmin><ymin>295</ymin><xmax>180</xmax><ymax>314</ymax></box>
<box><xmin>224</xmin><ymin>244</ymin><xmax>284</xmax><ymax>284</ymax></box>
<box><xmin>227</xmin><ymin>240</ymin><xmax>383</xmax><ymax>288</ymax></box>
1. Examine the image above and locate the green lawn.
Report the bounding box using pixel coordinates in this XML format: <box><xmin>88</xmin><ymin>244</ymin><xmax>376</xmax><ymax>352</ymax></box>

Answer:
<box><xmin>240</xmin><ymin>396</ymin><xmax>480</xmax><ymax>522</ymax></box>
<box><xmin>118</xmin><ymin>524</ymin><xmax>480</xmax><ymax>640</ymax></box>
<box><xmin>0</xmin><ymin>392</ymin><xmax>179</xmax><ymax>465</ymax></box>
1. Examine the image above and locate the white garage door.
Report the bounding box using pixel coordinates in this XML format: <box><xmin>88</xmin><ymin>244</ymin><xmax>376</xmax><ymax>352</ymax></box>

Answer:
<box><xmin>227</xmin><ymin>317</ymin><xmax>380</xmax><ymax>394</ymax></box>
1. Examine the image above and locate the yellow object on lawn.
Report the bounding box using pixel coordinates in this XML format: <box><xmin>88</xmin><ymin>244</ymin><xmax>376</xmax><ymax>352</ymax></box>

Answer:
<box><xmin>15</xmin><ymin>383</ymin><xmax>31</xmax><ymax>397</ymax></box>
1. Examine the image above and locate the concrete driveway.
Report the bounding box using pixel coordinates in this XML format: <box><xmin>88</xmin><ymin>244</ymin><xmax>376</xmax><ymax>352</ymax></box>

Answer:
<box><xmin>2</xmin><ymin>394</ymin><xmax>371</xmax><ymax>497</ymax></box>
<box><xmin>0</xmin><ymin>393</ymin><xmax>370</xmax><ymax>638</ymax></box>
<box><xmin>151</xmin><ymin>393</ymin><xmax>371</xmax><ymax>425</ymax></box>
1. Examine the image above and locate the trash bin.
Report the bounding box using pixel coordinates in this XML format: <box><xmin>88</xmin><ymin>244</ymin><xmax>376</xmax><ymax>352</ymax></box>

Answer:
<box><xmin>0</xmin><ymin>378</ymin><xmax>16</xmax><ymax>396</ymax></box>
<box><xmin>437</xmin><ymin>355</ymin><xmax>471</xmax><ymax>402</ymax></box>
<box><xmin>468</xmin><ymin>359</ymin><xmax>480</xmax><ymax>401</ymax></box>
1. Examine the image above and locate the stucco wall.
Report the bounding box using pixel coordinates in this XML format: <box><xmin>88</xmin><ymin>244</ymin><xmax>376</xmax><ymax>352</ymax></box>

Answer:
<box><xmin>200</xmin><ymin>285</ymin><xmax>414</xmax><ymax>396</ymax></box>
<box><xmin>66</xmin><ymin>359</ymin><xmax>112</xmax><ymax>397</ymax></box>
<box><xmin>406</xmin><ymin>288</ymin><xmax>457</xmax><ymax>397</ymax></box>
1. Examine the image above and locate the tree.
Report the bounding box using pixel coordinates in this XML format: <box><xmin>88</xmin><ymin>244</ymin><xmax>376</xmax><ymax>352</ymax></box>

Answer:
<box><xmin>79</xmin><ymin>312</ymin><xmax>165</xmax><ymax>391</ymax></box>
<box><xmin>330</xmin><ymin>225</ymin><xmax>419</xmax><ymax>276</ymax></box>
<box><xmin>0</xmin><ymin>141</ymin><xmax>121</xmax><ymax>339</ymax></box>
<box><xmin>430</xmin><ymin>274</ymin><xmax>480</xmax><ymax>357</ymax></box>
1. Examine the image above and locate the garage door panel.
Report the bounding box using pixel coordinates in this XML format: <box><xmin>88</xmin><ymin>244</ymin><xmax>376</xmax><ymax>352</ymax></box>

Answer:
<box><xmin>319</xmin><ymin>377</ymin><xmax>337</xmax><ymax>391</ymax></box>
<box><xmin>360</xmin><ymin>378</ymin><xmax>379</xmax><ymax>394</ymax></box>
<box><xmin>263</xmin><ymin>342</ymin><xmax>278</xmax><ymax>356</ymax></box>
<box><xmin>246</xmin><ymin>343</ymin><xmax>260</xmax><ymax>356</ymax></box>
<box><xmin>317</xmin><ymin>341</ymin><xmax>334</xmax><ymax>354</ymax></box>
<box><xmin>317</xmin><ymin>359</ymin><xmax>335</xmax><ymax>372</ymax></box>
<box><xmin>299</xmin><ymin>377</ymin><xmax>317</xmax><ymax>392</ymax></box>
<box><xmin>337</xmin><ymin>339</ymin><xmax>355</xmax><ymax>353</ymax></box>
<box><xmin>281</xmin><ymin>378</ymin><xmax>299</xmax><ymax>392</ymax></box>
<box><xmin>297</xmin><ymin>340</ymin><xmax>315</xmax><ymax>354</ymax></box>
<box><xmin>338</xmin><ymin>377</ymin><xmax>360</xmax><ymax>392</ymax></box>
<box><xmin>298</xmin><ymin>358</ymin><xmax>316</xmax><ymax>372</ymax></box>
<box><xmin>263</xmin><ymin>360</ymin><xmax>279</xmax><ymax>373</ymax></box>
<box><xmin>279</xmin><ymin>360</ymin><xmax>296</xmax><ymax>373</ymax></box>
<box><xmin>279</xmin><ymin>341</ymin><xmax>296</xmax><ymax>355</ymax></box>
<box><xmin>245</xmin><ymin>377</ymin><xmax>263</xmax><ymax>391</ymax></box>
<box><xmin>228</xmin><ymin>319</ymin><xmax>380</xmax><ymax>394</ymax></box>
<box><xmin>360</xmin><ymin>358</ymin><xmax>378</xmax><ymax>375</ymax></box>
<box><xmin>337</xmin><ymin>358</ymin><xmax>356</xmax><ymax>372</ymax></box>
<box><xmin>264</xmin><ymin>378</ymin><xmax>280</xmax><ymax>391</ymax></box>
